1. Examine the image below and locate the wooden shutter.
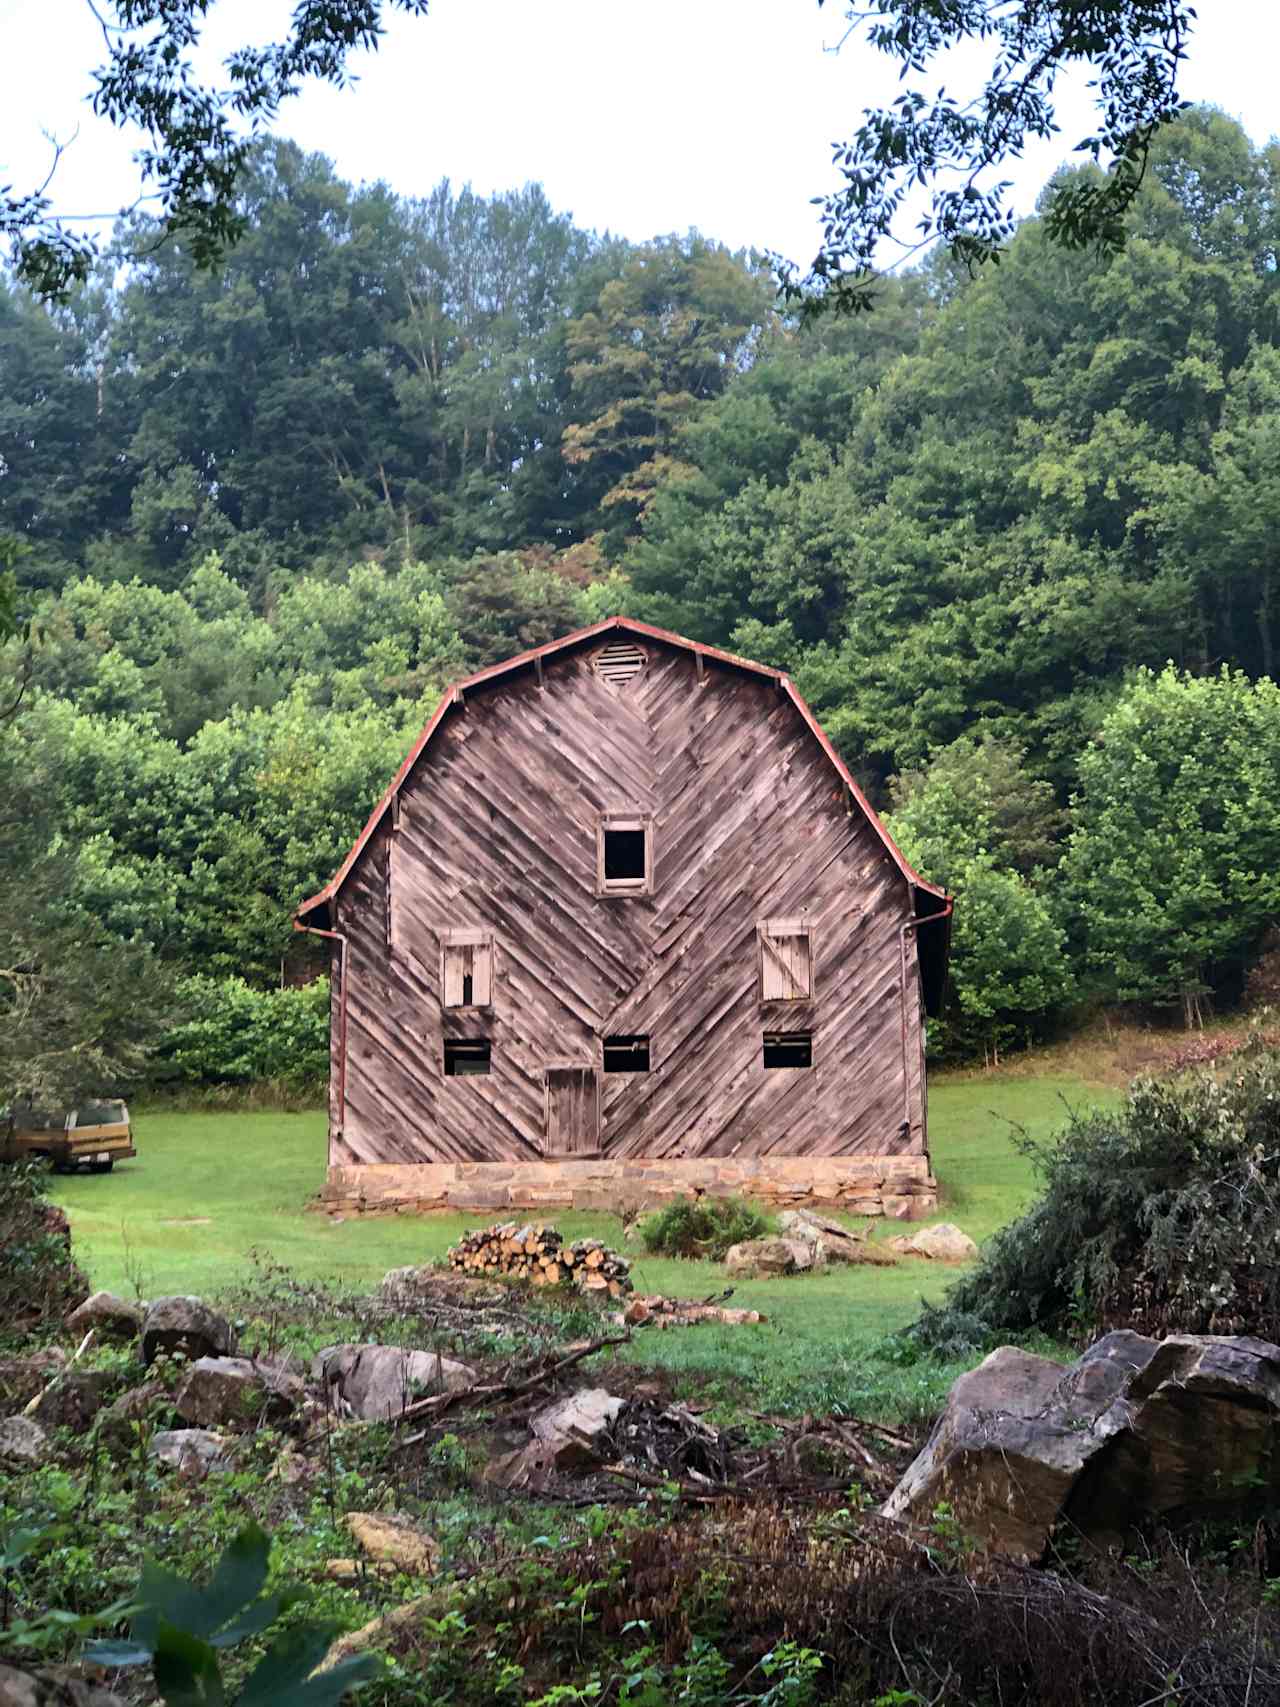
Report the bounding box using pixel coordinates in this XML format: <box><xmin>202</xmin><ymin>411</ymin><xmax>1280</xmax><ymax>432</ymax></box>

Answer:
<box><xmin>758</xmin><ymin>919</ymin><xmax>813</xmax><ymax>1001</ymax></box>
<box><xmin>440</xmin><ymin>930</ymin><xmax>494</xmax><ymax>1009</ymax></box>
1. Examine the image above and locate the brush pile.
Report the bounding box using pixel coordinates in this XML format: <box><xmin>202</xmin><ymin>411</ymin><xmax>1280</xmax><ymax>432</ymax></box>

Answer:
<box><xmin>447</xmin><ymin>1223</ymin><xmax>633</xmax><ymax>1296</ymax></box>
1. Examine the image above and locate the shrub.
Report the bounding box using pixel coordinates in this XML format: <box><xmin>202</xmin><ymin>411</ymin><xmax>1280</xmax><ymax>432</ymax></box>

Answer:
<box><xmin>913</xmin><ymin>1042</ymin><xmax>1280</xmax><ymax>1353</ymax></box>
<box><xmin>0</xmin><ymin>1160</ymin><xmax>88</xmax><ymax>1341</ymax></box>
<box><xmin>158</xmin><ymin>975</ymin><xmax>329</xmax><ymax>1091</ymax></box>
<box><xmin>640</xmin><ymin>1195</ymin><xmax>770</xmax><ymax>1261</ymax></box>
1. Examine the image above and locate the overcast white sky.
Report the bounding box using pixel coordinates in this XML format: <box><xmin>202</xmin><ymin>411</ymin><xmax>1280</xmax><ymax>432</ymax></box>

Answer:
<box><xmin>2</xmin><ymin>0</ymin><xmax>1277</xmax><ymax>268</ymax></box>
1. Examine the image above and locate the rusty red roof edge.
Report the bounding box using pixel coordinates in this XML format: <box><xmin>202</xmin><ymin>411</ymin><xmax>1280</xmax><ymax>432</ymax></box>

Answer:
<box><xmin>295</xmin><ymin>615</ymin><xmax>945</xmax><ymax>925</ymax></box>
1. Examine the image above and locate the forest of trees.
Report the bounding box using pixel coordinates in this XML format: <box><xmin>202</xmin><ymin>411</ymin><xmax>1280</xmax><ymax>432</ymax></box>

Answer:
<box><xmin>4</xmin><ymin>106</ymin><xmax>1280</xmax><ymax>1085</ymax></box>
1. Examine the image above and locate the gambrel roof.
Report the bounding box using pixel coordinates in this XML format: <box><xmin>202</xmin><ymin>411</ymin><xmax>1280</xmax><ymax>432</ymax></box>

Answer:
<box><xmin>296</xmin><ymin>617</ymin><xmax>952</xmax><ymax>1011</ymax></box>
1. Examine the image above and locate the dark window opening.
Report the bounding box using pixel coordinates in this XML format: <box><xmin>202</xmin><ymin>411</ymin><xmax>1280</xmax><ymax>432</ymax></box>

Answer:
<box><xmin>461</xmin><ymin>971</ymin><xmax>473</xmax><ymax>1006</ymax></box>
<box><xmin>444</xmin><ymin>1039</ymin><xmax>491</xmax><ymax>1076</ymax></box>
<box><xmin>763</xmin><ymin>1031</ymin><xmax>812</xmax><ymax>1070</ymax></box>
<box><xmin>604</xmin><ymin>828</ymin><xmax>646</xmax><ymax>882</ymax></box>
<box><xmin>604</xmin><ymin>1034</ymin><xmax>650</xmax><ymax>1073</ymax></box>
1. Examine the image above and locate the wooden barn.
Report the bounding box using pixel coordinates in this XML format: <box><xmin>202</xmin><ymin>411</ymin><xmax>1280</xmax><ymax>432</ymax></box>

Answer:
<box><xmin>297</xmin><ymin>618</ymin><xmax>952</xmax><ymax>1218</ymax></box>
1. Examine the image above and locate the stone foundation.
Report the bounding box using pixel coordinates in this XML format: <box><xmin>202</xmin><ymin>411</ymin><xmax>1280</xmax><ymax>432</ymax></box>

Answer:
<box><xmin>317</xmin><ymin>1154</ymin><xmax>938</xmax><ymax>1220</ymax></box>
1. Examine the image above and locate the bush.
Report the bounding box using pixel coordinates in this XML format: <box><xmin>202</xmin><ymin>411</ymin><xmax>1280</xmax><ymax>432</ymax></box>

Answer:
<box><xmin>913</xmin><ymin>1042</ymin><xmax>1280</xmax><ymax>1354</ymax></box>
<box><xmin>158</xmin><ymin>975</ymin><xmax>329</xmax><ymax>1091</ymax></box>
<box><xmin>0</xmin><ymin>1160</ymin><xmax>88</xmax><ymax>1341</ymax></box>
<box><xmin>640</xmin><ymin>1195</ymin><xmax>770</xmax><ymax>1261</ymax></box>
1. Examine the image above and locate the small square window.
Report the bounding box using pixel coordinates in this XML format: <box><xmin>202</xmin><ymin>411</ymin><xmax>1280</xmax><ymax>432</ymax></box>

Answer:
<box><xmin>758</xmin><ymin>919</ymin><xmax>813</xmax><ymax>1001</ymax></box>
<box><xmin>441</xmin><ymin>931</ymin><xmax>493</xmax><ymax>1008</ymax></box>
<box><xmin>444</xmin><ymin>1039</ymin><xmax>491</xmax><ymax>1076</ymax></box>
<box><xmin>597</xmin><ymin>816</ymin><xmax>652</xmax><ymax>895</ymax></box>
<box><xmin>603</xmin><ymin>1034</ymin><xmax>650</xmax><ymax>1072</ymax></box>
<box><xmin>763</xmin><ymin>1031</ymin><xmax>812</xmax><ymax>1070</ymax></box>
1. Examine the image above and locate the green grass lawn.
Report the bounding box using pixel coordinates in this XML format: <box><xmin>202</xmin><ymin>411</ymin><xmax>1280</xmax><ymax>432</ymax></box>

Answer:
<box><xmin>48</xmin><ymin>1075</ymin><xmax>1110</xmax><ymax>1417</ymax></box>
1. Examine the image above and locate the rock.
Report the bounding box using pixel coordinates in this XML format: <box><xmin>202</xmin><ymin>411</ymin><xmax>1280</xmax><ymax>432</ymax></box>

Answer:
<box><xmin>886</xmin><ymin>1222</ymin><xmax>979</xmax><ymax>1262</ymax></box>
<box><xmin>149</xmin><ymin>1428</ymin><xmax>233</xmax><ymax>1476</ymax></box>
<box><xmin>141</xmin><ymin>1297</ymin><xmax>236</xmax><ymax>1365</ymax></box>
<box><xmin>323</xmin><ymin>1558</ymin><xmax>394</xmax><ymax>1582</ymax></box>
<box><xmin>65</xmin><ymin>1292</ymin><xmax>143</xmax><ymax>1342</ymax></box>
<box><xmin>0</xmin><ymin>1663</ymin><xmax>125</xmax><ymax>1707</ymax></box>
<box><xmin>380</xmin><ymin>1267</ymin><xmax>427</xmax><ymax>1304</ymax></box>
<box><xmin>319</xmin><ymin>1595</ymin><xmax>445</xmax><ymax>1673</ymax></box>
<box><xmin>32</xmin><ymin>1371</ymin><xmax>114</xmax><ymax>1432</ymax></box>
<box><xmin>778</xmin><ymin>1209</ymin><xmax>898</xmax><ymax>1266</ymax></box>
<box><xmin>531</xmin><ymin>1388</ymin><xmax>625</xmax><ymax>1464</ymax></box>
<box><xmin>173</xmin><ymin>1357</ymin><xmax>302</xmax><ymax>1430</ymax></box>
<box><xmin>0</xmin><ymin>1352</ymin><xmax>67</xmax><ymax>1410</ymax></box>
<box><xmin>724</xmin><ymin>1237</ymin><xmax>804</xmax><ymax>1278</ymax></box>
<box><xmin>0</xmin><ymin>1417</ymin><xmax>51</xmax><ymax>1466</ymax></box>
<box><xmin>96</xmin><ymin>1382</ymin><xmax>169</xmax><ymax>1449</ymax></box>
<box><xmin>311</xmin><ymin>1345</ymin><xmax>476</xmax><ymax>1421</ymax></box>
<box><xmin>345</xmin><ymin>1512</ymin><xmax>439</xmax><ymax>1575</ymax></box>
<box><xmin>268</xmin><ymin>1447</ymin><xmax>315</xmax><ymax>1486</ymax></box>
<box><xmin>883</xmin><ymin>1331</ymin><xmax>1280</xmax><ymax>1560</ymax></box>
<box><xmin>485</xmin><ymin>1388</ymin><xmax>625</xmax><ymax>1487</ymax></box>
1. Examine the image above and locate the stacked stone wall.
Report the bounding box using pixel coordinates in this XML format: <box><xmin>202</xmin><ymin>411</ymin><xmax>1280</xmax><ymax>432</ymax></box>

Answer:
<box><xmin>317</xmin><ymin>1155</ymin><xmax>938</xmax><ymax>1220</ymax></box>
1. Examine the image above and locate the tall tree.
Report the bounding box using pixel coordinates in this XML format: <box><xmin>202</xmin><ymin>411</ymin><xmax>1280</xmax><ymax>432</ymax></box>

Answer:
<box><xmin>562</xmin><ymin>238</ymin><xmax>778</xmax><ymax>551</ymax></box>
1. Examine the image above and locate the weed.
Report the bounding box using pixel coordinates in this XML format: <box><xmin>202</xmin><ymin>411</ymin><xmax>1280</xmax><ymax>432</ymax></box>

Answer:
<box><xmin>639</xmin><ymin>1196</ymin><xmax>771</xmax><ymax>1262</ymax></box>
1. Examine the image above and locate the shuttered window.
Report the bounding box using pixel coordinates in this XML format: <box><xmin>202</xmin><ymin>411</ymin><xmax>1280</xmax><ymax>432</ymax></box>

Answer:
<box><xmin>440</xmin><ymin>930</ymin><xmax>494</xmax><ymax>1009</ymax></box>
<box><xmin>758</xmin><ymin>919</ymin><xmax>813</xmax><ymax>1001</ymax></box>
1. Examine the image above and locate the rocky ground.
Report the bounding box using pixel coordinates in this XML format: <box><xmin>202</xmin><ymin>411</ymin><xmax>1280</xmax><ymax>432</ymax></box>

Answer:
<box><xmin>4</xmin><ymin>1249</ymin><xmax>1280</xmax><ymax>1706</ymax></box>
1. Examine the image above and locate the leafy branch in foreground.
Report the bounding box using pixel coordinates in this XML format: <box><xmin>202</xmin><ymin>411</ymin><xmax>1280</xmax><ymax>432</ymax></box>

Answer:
<box><xmin>5</xmin><ymin>0</ymin><xmax>429</xmax><ymax>299</ymax></box>
<box><xmin>783</xmin><ymin>0</ymin><xmax>1194</xmax><ymax>313</ymax></box>
<box><xmin>85</xmin><ymin>1521</ymin><xmax>381</xmax><ymax>1706</ymax></box>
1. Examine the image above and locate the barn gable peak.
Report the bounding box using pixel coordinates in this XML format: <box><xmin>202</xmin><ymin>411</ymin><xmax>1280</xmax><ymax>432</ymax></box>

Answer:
<box><xmin>295</xmin><ymin>615</ymin><xmax>950</xmax><ymax>1008</ymax></box>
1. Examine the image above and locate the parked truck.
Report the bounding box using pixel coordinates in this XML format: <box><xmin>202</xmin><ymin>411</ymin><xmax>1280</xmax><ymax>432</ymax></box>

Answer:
<box><xmin>0</xmin><ymin>1100</ymin><xmax>136</xmax><ymax>1172</ymax></box>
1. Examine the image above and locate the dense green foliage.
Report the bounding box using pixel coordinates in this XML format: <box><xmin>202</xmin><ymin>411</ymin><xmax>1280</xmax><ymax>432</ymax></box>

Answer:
<box><xmin>6</xmin><ymin>109</ymin><xmax>1280</xmax><ymax>1065</ymax></box>
<box><xmin>915</xmin><ymin>1044</ymin><xmax>1280</xmax><ymax>1354</ymax></box>
<box><xmin>160</xmin><ymin>978</ymin><xmax>330</xmax><ymax>1091</ymax></box>
<box><xmin>639</xmin><ymin>1195</ymin><xmax>771</xmax><ymax>1262</ymax></box>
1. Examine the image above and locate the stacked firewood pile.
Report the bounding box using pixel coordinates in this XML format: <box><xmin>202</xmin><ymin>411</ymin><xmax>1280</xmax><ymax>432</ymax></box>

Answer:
<box><xmin>447</xmin><ymin>1223</ymin><xmax>633</xmax><ymax>1296</ymax></box>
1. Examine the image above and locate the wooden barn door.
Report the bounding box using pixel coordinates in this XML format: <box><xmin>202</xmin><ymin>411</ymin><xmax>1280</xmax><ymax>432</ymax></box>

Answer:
<box><xmin>545</xmin><ymin>1066</ymin><xmax>600</xmax><ymax>1157</ymax></box>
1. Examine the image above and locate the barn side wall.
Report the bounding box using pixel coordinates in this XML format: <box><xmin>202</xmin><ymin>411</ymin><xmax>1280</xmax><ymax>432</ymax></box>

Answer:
<box><xmin>329</xmin><ymin>644</ymin><xmax>928</xmax><ymax>1185</ymax></box>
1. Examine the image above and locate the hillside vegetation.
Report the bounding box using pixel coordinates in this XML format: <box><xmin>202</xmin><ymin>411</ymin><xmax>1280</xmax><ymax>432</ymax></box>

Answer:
<box><xmin>4</xmin><ymin>108</ymin><xmax>1280</xmax><ymax>1085</ymax></box>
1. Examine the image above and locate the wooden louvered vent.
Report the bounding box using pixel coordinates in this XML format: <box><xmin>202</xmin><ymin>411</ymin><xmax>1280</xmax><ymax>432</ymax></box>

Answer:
<box><xmin>593</xmin><ymin>642</ymin><xmax>647</xmax><ymax>685</ymax></box>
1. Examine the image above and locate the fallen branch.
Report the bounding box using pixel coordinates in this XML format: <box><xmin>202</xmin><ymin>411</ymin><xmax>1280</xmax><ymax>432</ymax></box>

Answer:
<box><xmin>393</xmin><ymin>1333</ymin><xmax>631</xmax><ymax>1426</ymax></box>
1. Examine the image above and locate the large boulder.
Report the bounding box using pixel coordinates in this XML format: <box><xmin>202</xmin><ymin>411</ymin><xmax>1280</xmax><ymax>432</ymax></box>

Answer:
<box><xmin>32</xmin><ymin>1371</ymin><xmax>115</xmax><ymax>1432</ymax></box>
<box><xmin>886</xmin><ymin>1222</ymin><xmax>979</xmax><ymax>1262</ymax></box>
<box><xmin>311</xmin><ymin>1345</ymin><xmax>477</xmax><ymax>1421</ymax></box>
<box><xmin>174</xmin><ymin>1357</ymin><xmax>302</xmax><ymax>1430</ymax></box>
<box><xmin>777</xmin><ymin>1209</ymin><xmax>900</xmax><ymax>1267</ymax></box>
<box><xmin>724</xmin><ymin>1237</ymin><xmax>811</xmax><ymax>1278</ymax></box>
<box><xmin>141</xmin><ymin>1297</ymin><xmax>235</xmax><ymax>1365</ymax></box>
<box><xmin>883</xmin><ymin>1331</ymin><xmax>1280</xmax><ymax>1560</ymax></box>
<box><xmin>0</xmin><ymin>1351</ymin><xmax>67</xmax><ymax>1411</ymax></box>
<box><xmin>0</xmin><ymin>1417</ymin><xmax>51</xmax><ymax>1467</ymax></box>
<box><xmin>485</xmin><ymin>1387</ymin><xmax>625</xmax><ymax>1487</ymax></box>
<box><xmin>65</xmin><ymin>1292</ymin><xmax>143</xmax><ymax>1342</ymax></box>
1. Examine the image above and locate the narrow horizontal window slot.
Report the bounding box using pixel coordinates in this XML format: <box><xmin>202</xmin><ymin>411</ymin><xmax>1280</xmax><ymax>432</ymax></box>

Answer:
<box><xmin>763</xmin><ymin>1031</ymin><xmax>812</xmax><ymax>1070</ymax></box>
<box><xmin>603</xmin><ymin>1034</ymin><xmax>650</xmax><ymax>1073</ymax></box>
<box><xmin>444</xmin><ymin>1039</ymin><xmax>491</xmax><ymax>1076</ymax></box>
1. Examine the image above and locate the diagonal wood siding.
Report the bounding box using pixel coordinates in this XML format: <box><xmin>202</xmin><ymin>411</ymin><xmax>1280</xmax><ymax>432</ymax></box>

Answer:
<box><xmin>331</xmin><ymin>641</ymin><xmax>926</xmax><ymax>1169</ymax></box>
